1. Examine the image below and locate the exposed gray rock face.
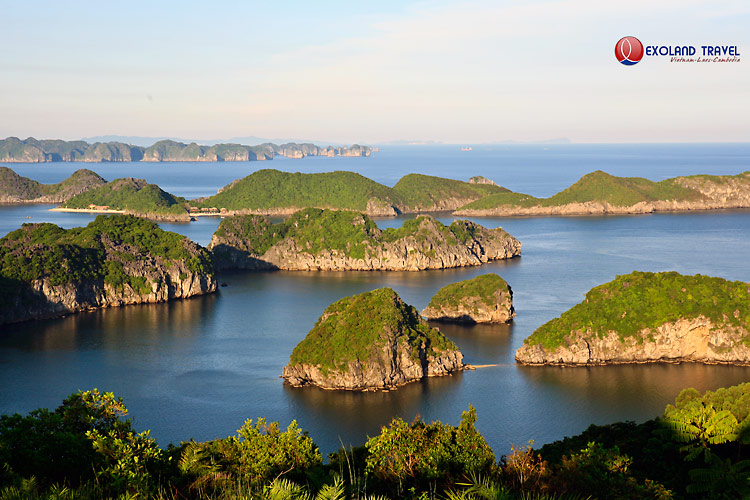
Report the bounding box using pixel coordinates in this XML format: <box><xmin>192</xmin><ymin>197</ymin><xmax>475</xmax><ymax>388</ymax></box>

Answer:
<box><xmin>282</xmin><ymin>347</ymin><xmax>464</xmax><ymax>391</ymax></box>
<box><xmin>421</xmin><ymin>274</ymin><xmax>514</xmax><ymax>324</ymax></box>
<box><xmin>469</xmin><ymin>176</ymin><xmax>498</xmax><ymax>186</ymax></box>
<box><xmin>515</xmin><ymin>317</ymin><xmax>750</xmax><ymax>366</ymax></box>
<box><xmin>209</xmin><ymin>213</ymin><xmax>521</xmax><ymax>271</ymax></box>
<box><xmin>0</xmin><ymin>224</ymin><xmax>216</xmax><ymax>325</ymax></box>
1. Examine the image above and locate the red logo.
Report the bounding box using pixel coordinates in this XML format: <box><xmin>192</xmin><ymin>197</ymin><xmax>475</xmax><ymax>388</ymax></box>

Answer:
<box><xmin>615</xmin><ymin>36</ymin><xmax>644</xmax><ymax>65</ymax></box>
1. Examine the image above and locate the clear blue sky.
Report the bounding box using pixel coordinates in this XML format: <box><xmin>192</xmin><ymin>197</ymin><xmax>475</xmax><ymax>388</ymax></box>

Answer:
<box><xmin>2</xmin><ymin>0</ymin><xmax>748</xmax><ymax>143</ymax></box>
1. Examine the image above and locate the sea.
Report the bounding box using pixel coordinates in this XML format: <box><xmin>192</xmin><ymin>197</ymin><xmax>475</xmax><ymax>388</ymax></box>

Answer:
<box><xmin>1</xmin><ymin>143</ymin><xmax>749</xmax><ymax>456</ymax></box>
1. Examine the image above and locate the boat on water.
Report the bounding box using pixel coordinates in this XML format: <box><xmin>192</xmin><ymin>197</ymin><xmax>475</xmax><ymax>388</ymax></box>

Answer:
<box><xmin>461</xmin><ymin>146</ymin><xmax>472</xmax><ymax>151</ymax></box>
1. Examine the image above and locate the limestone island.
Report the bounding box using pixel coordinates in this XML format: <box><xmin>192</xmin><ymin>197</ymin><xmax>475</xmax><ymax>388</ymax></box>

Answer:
<box><xmin>515</xmin><ymin>271</ymin><xmax>750</xmax><ymax>366</ymax></box>
<box><xmin>455</xmin><ymin>170</ymin><xmax>750</xmax><ymax>217</ymax></box>
<box><xmin>56</xmin><ymin>177</ymin><xmax>192</xmax><ymax>222</ymax></box>
<box><xmin>0</xmin><ymin>214</ymin><xmax>216</xmax><ymax>325</ymax></box>
<box><xmin>0</xmin><ymin>137</ymin><xmax>372</xmax><ymax>163</ymax></box>
<box><xmin>194</xmin><ymin>169</ymin><xmax>507</xmax><ymax>216</ymax></box>
<box><xmin>282</xmin><ymin>288</ymin><xmax>465</xmax><ymax>390</ymax></box>
<box><xmin>208</xmin><ymin>208</ymin><xmax>521</xmax><ymax>271</ymax></box>
<box><xmin>0</xmin><ymin>167</ymin><xmax>106</xmax><ymax>203</ymax></box>
<box><xmin>421</xmin><ymin>274</ymin><xmax>514</xmax><ymax>324</ymax></box>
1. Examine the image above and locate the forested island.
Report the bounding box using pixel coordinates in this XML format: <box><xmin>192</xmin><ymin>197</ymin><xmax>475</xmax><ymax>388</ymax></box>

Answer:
<box><xmin>0</xmin><ymin>137</ymin><xmax>371</xmax><ymax>163</ymax></box>
<box><xmin>209</xmin><ymin>208</ymin><xmax>521</xmax><ymax>271</ymax></box>
<box><xmin>456</xmin><ymin>170</ymin><xmax>750</xmax><ymax>216</ymax></box>
<box><xmin>282</xmin><ymin>287</ymin><xmax>465</xmax><ymax>390</ymax></box>
<box><xmin>3</xmin><ymin>166</ymin><xmax>749</xmax><ymax>220</ymax></box>
<box><xmin>58</xmin><ymin>177</ymin><xmax>192</xmax><ymax>221</ymax></box>
<box><xmin>0</xmin><ymin>215</ymin><xmax>215</xmax><ymax>325</ymax></box>
<box><xmin>0</xmin><ymin>167</ymin><xmax>106</xmax><ymax>203</ymax></box>
<box><xmin>3</xmin><ymin>382</ymin><xmax>750</xmax><ymax>498</ymax></box>
<box><xmin>421</xmin><ymin>273</ymin><xmax>515</xmax><ymax>323</ymax></box>
<box><xmin>516</xmin><ymin>271</ymin><xmax>750</xmax><ymax>366</ymax></box>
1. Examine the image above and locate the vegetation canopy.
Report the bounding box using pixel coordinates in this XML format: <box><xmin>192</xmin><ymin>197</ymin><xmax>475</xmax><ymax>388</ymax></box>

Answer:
<box><xmin>289</xmin><ymin>287</ymin><xmax>457</xmax><ymax>373</ymax></box>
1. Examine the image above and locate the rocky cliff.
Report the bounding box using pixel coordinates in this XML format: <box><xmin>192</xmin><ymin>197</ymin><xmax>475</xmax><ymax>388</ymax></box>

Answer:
<box><xmin>282</xmin><ymin>288</ymin><xmax>464</xmax><ymax>390</ymax></box>
<box><xmin>209</xmin><ymin>209</ymin><xmax>521</xmax><ymax>271</ymax></box>
<box><xmin>421</xmin><ymin>273</ymin><xmax>514</xmax><ymax>323</ymax></box>
<box><xmin>515</xmin><ymin>271</ymin><xmax>750</xmax><ymax>366</ymax></box>
<box><xmin>516</xmin><ymin>317</ymin><xmax>750</xmax><ymax>365</ymax></box>
<box><xmin>0</xmin><ymin>215</ymin><xmax>216</xmax><ymax>325</ymax></box>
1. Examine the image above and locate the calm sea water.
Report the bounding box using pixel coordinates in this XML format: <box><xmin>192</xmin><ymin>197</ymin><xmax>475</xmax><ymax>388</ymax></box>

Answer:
<box><xmin>1</xmin><ymin>144</ymin><xmax>750</xmax><ymax>455</ymax></box>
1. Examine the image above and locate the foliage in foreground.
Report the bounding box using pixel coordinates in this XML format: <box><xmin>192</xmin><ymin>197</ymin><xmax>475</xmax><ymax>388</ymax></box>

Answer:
<box><xmin>5</xmin><ymin>383</ymin><xmax>750</xmax><ymax>499</ymax></box>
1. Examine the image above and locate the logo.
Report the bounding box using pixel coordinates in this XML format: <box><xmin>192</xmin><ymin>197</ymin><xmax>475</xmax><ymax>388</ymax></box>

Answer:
<box><xmin>615</xmin><ymin>36</ymin><xmax>644</xmax><ymax>65</ymax></box>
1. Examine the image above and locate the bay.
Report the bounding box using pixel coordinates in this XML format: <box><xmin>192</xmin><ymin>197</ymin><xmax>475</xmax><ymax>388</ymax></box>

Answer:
<box><xmin>1</xmin><ymin>143</ymin><xmax>750</xmax><ymax>455</ymax></box>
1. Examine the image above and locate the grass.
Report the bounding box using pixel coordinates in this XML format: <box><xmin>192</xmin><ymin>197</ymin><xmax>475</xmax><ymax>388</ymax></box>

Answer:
<box><xmin>458</xmin><ymin>170</ymin><xmax>750</xmax><ymax>211</ymax></box>
<box><xmin>426</xmin><ymin>274</ymin><xmax>510</xmax><ymax>309</ymax></box>
<box><xmin>393</xmin><ymin>173</ymin><xmax>507</xmax><ymax>209</ymax></box>
<box><xmin>214</xmin><ymin>210</ymin><xmax>481</xmax><ymax>261</ymax></box>
<box><xmin>289</xmin><ymin>287</ymin><xmax>457</xmax><ymax>372</ymax></box>
<box><xmin>200</xmin><ymin>169</ymin><xmax>402</xmax><ymax>212</ymax></box>
<box><xmin>0</xmin><ymin>215</ymin><xmax>213</xmax><ymax>300</ymax></box>
<box><xmin>524</xmin><ymin>271</ymin><xmax>750</xmax><ymax>350</ymax></box>
<box><xmin>62</xmin><ymin>178</ymin><xmax>188</xmax><ymax>215</ymax></box>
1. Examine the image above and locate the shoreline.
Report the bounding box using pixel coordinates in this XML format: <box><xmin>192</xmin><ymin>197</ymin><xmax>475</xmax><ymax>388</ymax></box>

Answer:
<box><xmin>49</xmin><ymin>207</ymin><xmax>127</xmax><ymax>214</ymax></box>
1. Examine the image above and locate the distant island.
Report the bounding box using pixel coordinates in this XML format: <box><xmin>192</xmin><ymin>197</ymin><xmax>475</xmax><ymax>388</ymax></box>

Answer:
<box><xmin>209</xmin><ymin>208</ymin><xmax>521</xmax><ymax>271</ymax></box>
<box><xmin>515</xmin><ymin>271</ymin><xmax>750</xmax><ymax>366</ymax></box>
<box><xmin>0</xmin><ymin>167</ymin><xmax>106</xmax><ymax>203</ymax></box>
<box><xmin>57</xmin><ymin>177</ymin><xmax>192</xmax><ymax>221</ymax></box>
<box><xmin>0</xmin><ymin>215</ymin><xmax>216</xmax><ymax>325</ymax></box>
<box><xmin>282</xmin><ymin>287</ymin><xmax>465</xmax><ymax>390</ymax></box>
<box><xmin>456</xmin><ymin>170</ymin><xmax>750</xmax><ymax>216</ymax></box>
<box><xmin>3</xmin><ymin>166</ymin><xmax>750</xmax><ymax>221</ymax></box>
<box><xmin>0</xmin><ymin>137</ymin><xmax>371</xmax><ymax>163</ymax></box>
<box><xmin>421</xmin><ymin>273</ymin><xmax>515</xmax><ymax>324</ymax></box>
<box><xmin>194</xmin><ymin>169</ymin><xmax>507</xmax><ymax>216</ymax></box>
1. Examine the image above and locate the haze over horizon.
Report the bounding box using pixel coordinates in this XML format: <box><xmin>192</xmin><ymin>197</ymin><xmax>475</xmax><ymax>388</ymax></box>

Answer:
<box><xmin>3</xmin><ymin>1</ymin><xmax>748</xmax><ymax>144</ymax></box>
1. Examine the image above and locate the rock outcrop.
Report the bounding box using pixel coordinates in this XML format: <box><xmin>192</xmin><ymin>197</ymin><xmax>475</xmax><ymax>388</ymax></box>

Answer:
<box><xmin>0</xmin><ymin>215</ymin><xmax>216</xmax><ymax>325</ymax></box>
<box><xmin>421</xmin><ymin>274</ymin><xmax>514</xmax><ymax>323</ymax></box>
<box><xmin>516</xmin><ymin>271</ymin><xmax>750</xmax><ymax>366</ymax></box>
<box><xmin>209</xmin><ymin>209</ymin><xmax>521</xmax><ymax>271</ymax></box>
<box><xmin>468</xmin><ymin>176</ymin><xmax>498</xmax><ymax>186</ymax></box>
<box><xmin>282</xmin><ymin>288</ymin><xmax>465</xmax><ymax>390</ymax></box>
<box><xmin>516</xmin><ymin>317</ymin><xmax>750</xmax><ymax>365</ymax></box>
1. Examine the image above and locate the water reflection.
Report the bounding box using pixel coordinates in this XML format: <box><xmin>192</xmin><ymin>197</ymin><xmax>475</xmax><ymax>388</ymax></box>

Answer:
<box><xmin>0</xmin><ymin>294</ymin><xmax>218</xmax><ymax>353</ymax></box>
<box><xmin>284</xmin><ymin>372</ymin><xmax>466</xmax><ymax>450</ymax></box>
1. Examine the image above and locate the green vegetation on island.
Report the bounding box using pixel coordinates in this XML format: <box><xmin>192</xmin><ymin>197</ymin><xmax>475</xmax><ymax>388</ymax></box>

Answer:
<box><xmin>200</xmin><ymin>170</ymin><xmax>402</xmax><ymax>213</ymax></box>
<box><xmin>61</xmin><ymin>178</ymin><xmax>189</xmax><ymax>218</ymax></box>
<box><xmin>458</xmin><ymin>170</ymin><xmax>750</xmax><ymax>213</ymax></box>
<box><xmin>210</xmin><ymin>208</ymin><xmax>521</xmax><ymax>271</ymax></box>
<box><xmin>0</xmin><ymin>137</ymin><xmax>371</xmax><ymax>163</ymax></box>
<box><xmin>427</xmin><ymin>274</ymin><xmax>511</xmax><ymax>310</ymax></box>
<box><xmin>0</xmin><ymin>137</ymin><xmax>144</xmax><ymax>162</ymax></box>
<box><xmin>0</xmin><ymin>167</ymin><xmax>106</xmax><ymax>203</ymax></box>
<box><xmin>0</xmin><ymin>215</ymin><xmax>214</xmax><ymax>324</ymax></box>
<box><xmin>288</xmin><ymin>287</ymin><xmax>457</xmax><ymax>373</ymax></box>
<box><xmin>422</xmin><ymin>273</ymin><xmax>514</xmax><ymax>324</ymax></box>
<box><xmin>7</xmin><ymin>382</ymin><xmax>750</xmax><ymax>498</ymax></box>
<box><xmin>523</xmin><ymin>271</ymin><xmax>750</xmax><ymax>351</ymax></box>
<box><xmin>199</xmin><ymin>170</ymin><xmax>507</xmax><ymax>214</ymax></box>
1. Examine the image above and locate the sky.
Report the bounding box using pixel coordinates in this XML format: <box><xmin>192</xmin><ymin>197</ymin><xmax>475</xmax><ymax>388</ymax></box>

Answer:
<box><xmin>2</xmin><ymin>0</ymin><xmax>749</xmax><ymax>144</ymax></box>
